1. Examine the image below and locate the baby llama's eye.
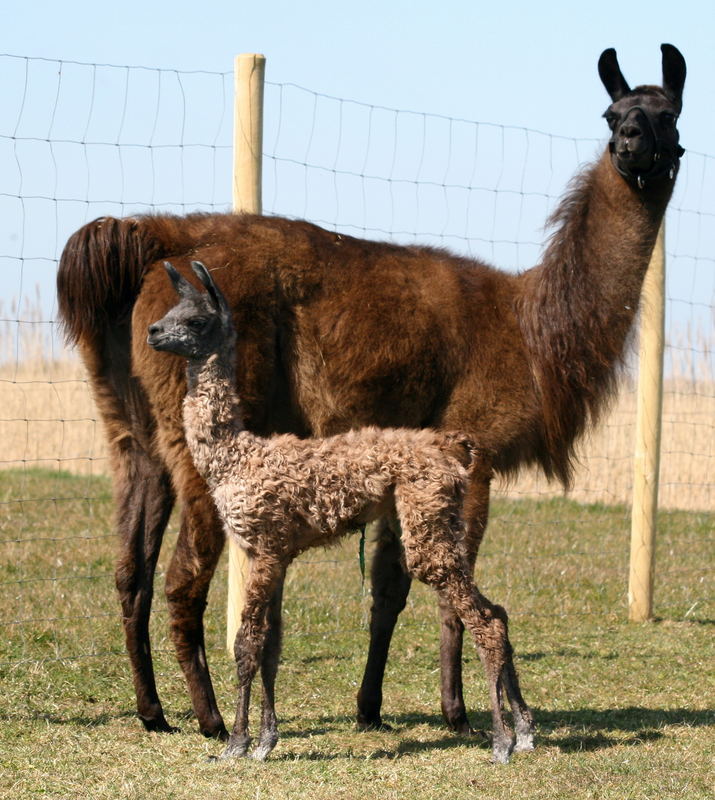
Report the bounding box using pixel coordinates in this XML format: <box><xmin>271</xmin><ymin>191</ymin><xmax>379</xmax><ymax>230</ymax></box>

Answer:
<box><xmin>188</xmin><ymin>318</ymin><xmax>208</xmax><ymax>331</ymax></box>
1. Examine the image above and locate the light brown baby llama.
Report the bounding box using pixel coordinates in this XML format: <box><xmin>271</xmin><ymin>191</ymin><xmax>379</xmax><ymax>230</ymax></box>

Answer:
<box><xmin>147</xmin><ymin>260</ymin><xmax>534</xmax><ymax>764</ymax></box>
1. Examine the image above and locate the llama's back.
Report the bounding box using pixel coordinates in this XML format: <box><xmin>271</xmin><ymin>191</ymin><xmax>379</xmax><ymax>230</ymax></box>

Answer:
<box><xmin>59</xmin><ymin>210</ymin><xmax>534</xmax><ymax>475</ymax></box>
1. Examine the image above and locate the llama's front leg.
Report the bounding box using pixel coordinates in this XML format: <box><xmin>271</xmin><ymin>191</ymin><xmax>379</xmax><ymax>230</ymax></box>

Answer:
<box><xmin>357</xmin><ymin>518</ymin><xmax>412</xmax><ymax>730</ymax></box>
<box><xmin>216</xmin><ymin>558</ymin><xmax>285</xmax><ymax>762</ymax></box>
<box><xmin>215</xmin><ymin>680</ymin><xmax>252</xmax><ymax>760</ymax></box>
<box><xmin>251</xmin><ymin>581</ymin><xmax>285</xmax><ymax>761</ymax></box>
<box><xmin>215</xmin><ymin>605</ymin><xmax>265</xmax><ymax>760</ymax></box>
<box><xmin>437</xmin><ymin>599</ymin><xmax>470</xmax><ymax>733</ymax></box>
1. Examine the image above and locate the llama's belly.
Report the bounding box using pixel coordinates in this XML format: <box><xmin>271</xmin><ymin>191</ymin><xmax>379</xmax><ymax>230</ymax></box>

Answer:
<box><xmin>210</xmin><ymin>468</ymin><xmax>393</xmax><ymax>554</ymax></box>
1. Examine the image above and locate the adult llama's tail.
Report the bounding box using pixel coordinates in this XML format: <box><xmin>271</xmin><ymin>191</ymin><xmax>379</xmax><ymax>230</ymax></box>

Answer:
<box><xmin>57</xmin><ymin>216</ymin><xmax>165</xmax><ymax>348</ymax></box>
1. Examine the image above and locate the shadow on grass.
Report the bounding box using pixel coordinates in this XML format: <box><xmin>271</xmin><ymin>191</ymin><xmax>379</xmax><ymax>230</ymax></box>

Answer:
<box><xmin>270</xmin><ymin>735</ymin><xmax>484</xmax><ymax>762</ymax></box>
<box><xmin>276</xmin><ymin>705</ymin><xmax>713</xmax><ymax>758</ymax></box>
<box><xmin>535</xmin><ymin>706</ymin><xmax>714</xmax><ymax>732</ymax></box>
<box><xmin>6</xmin><ymin>704</ymin><xmax>712</xmax><ymax>760</ymax></box>
<box><xmin>0</xmin><ymin>709</ymin><xmax>137</xmax><ymax>727</ymax></box>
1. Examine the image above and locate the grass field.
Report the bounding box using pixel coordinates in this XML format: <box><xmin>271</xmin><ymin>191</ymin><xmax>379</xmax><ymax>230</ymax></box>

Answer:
<box><xmin>1</xmin><ymin>468</ymin><xmax>713</xmax><ymax>799</ymax></box>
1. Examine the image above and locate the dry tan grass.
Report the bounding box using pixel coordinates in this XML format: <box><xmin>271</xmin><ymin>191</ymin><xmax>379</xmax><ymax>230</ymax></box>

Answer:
<box><xmin>1</xmin><ymin>312</ymin><xmax>713</xmax><ymax>510</ymax></box>
<box><xmin>498</xmin><ymin>376</ymin><xmax>715</xmax><ymax>511</ymax></box>
<box><xmin>0</xmin><ymin>304</ymin><xmax>108</xmax><ymax>477</ymax></box>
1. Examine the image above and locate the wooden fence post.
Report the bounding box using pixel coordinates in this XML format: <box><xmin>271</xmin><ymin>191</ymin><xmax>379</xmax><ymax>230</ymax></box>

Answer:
<box><xmin>227</xmin><ymin>53</ymin><xmax>265</xmax><ymax>654</ymax></box>
<box><xmin>629</xmin><ymin>223</ymin><xmax>665</xmax><ymax>622</ymax></box>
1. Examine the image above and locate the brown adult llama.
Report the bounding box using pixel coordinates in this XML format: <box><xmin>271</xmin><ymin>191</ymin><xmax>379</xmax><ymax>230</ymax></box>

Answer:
<box><xmin>147</xmin><ymin>259</ymin><xmax>533</xmax><ymax>762</ymax></box>
<box><xmin>57</xmin><ymin>44</ymin><xmax>686</xmax><ymax>741</ymax></box>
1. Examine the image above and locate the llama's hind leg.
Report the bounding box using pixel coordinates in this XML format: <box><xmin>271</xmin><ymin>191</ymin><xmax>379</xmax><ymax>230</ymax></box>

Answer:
<box><xmin>420</xmin><ymin>580</ymin><xmax>514</xmax><ymax>759</ymax></box>
<box><xmin>399</xmin><ymin>519</ymin><xmax>530</xmax><ymax>763</ymax></box>
<box><xmin>450</xmin><ymin>594</ymin><xmax>534</xmax><ymax>762</ymax></box>
<box><xmin>165</xmin><ymin>467</ymin><xmax>227</xmax><ymax>740</ymax></box>
<box><xmin>502</xmin><ymin>649</ymin><xmax>535</xmax><ymax>751</ymax></box>
<box><xmin>113</xmin><ymin>443</ymin><xmax>175</xmax><ymax>733</ymax></box>
<box><xmin>437</xmin><ymin>471</ymin><xmax>491</xmax><ymax>734</ymax></box>
<box><xmin>357</xmin><ymin>517</ymin><xmax>412</xmax><ymax>730</ymax></box>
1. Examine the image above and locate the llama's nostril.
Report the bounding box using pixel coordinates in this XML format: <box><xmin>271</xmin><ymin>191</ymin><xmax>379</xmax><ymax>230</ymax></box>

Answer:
<box><xmin>620</xmin><ymin>124</ymin><xmax>641</xmax><ymax>139</ymax></box>
<box><xmin>148</xmin><ymin>323</ymin><xmax>161</xmax><ymax>336</ymax></box>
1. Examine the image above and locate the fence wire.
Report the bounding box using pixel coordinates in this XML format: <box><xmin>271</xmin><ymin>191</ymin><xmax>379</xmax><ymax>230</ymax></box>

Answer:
<box><xmin>0</xmin><ymin>54</ymin><xmax>712</xmax><ymax>671</ymax></box>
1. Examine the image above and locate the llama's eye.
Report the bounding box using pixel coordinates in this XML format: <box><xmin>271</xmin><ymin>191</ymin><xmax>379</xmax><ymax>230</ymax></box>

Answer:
<box><xmin>188</xmin><ymin>318</ymin><xmax>209</xmax><ymax>332</ymax></box>
<box><xmin>660</xmin><ymin>112</ymin><xmax>676</xmax><ymax>127</ymax></box>
<box><xmin>604</xmin><ymin>111</ymin><xmax>618</xmax><ymax>130</ymax></box>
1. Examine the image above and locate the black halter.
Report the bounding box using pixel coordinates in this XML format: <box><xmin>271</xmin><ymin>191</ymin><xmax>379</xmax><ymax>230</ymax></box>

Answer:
<box><xmin>608</xmin><ymin>104</ymin><xmax>685</xmax><ymax>189</ymax></box>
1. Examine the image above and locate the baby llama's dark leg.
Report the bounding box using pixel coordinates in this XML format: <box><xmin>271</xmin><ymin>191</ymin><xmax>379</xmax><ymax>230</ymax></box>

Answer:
<box><xmin>442</xmin><ymin>580</ymin><xmax>534</xmax><ymax>762</ymax></box>
<box><xmin>439</xmin><ymin>467</ymin><xmax>492</xmax><ymax>734</ymax></box>
<box><xmin>251</xmin><ymin>579</ymin><xmax>285</xmax><ymax>761</ymax></box>
<box><xmin>502</xmin><ymin>646</ymin><xmax>535</xmax><ymax>751</ymax></box>
<box><xmin>217</xmin><ymin>558</ymin><xmax>281</xmax><ymax>760</ymax></box>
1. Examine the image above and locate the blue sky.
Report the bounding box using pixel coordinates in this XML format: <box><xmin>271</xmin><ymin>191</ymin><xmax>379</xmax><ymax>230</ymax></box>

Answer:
<box><xmin>5</xmin><ymin>0</ymin><xmax>714</xmax><ymax>146</ymax></box>
<box><xmin>2</xmin><ymin>1</ymin><xmax>714</xmax><ymax>347</ymax></box>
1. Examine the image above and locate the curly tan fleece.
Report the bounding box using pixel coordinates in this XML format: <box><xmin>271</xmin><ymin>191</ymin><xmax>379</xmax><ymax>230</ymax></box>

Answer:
<box><xmin>180</xmin><ymin>348</ymin><xmax>532</xmax><ymax>763</ymax></box>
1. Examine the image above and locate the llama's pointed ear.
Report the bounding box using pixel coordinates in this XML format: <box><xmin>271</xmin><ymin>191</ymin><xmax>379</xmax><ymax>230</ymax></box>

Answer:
<box><xmin>661</xmin><ymin>43</ymin><xmax>685</xmax><ymax>113</ymax></box>
<box><xmin>163</xmin><ymin>261</ymin><xmax>197</xmax><ymax>299</ymax></box>
<box><xmin>191</xmin><ymin>261</ymin><xmax>230</xmax><ymax>317</ymax></box>
<box><xmin>598</xmin><ymin>48</ymin><xmax>631</xmax><ymax>102</ymax></box>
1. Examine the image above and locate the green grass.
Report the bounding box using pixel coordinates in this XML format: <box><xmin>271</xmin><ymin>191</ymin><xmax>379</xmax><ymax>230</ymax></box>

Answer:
<box><xmin>0</xmin><ymin>469</ymin><xmax>713</xmax><ymax>799</ymax></box>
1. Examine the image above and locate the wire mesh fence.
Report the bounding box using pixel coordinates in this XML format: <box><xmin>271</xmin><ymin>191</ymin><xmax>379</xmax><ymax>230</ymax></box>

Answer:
<box><xmin>0</xmin><ymin>54</ymin><xmax>712</xmax><ymax>672</ymax></box>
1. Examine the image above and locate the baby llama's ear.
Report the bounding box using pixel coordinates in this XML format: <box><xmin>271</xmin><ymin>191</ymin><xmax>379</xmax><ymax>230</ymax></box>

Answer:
<box><xmin>191</xmin><ymin>261</ymin><xmax>231</xmax><ymax>318</ymax></box>
<box><xmin>164</xmin><ymin>261</ymin><xmax>198</xmax><ymax>299</ymax></box>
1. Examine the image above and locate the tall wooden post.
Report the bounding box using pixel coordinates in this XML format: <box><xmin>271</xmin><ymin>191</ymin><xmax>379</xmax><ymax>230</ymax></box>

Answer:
<box><xmin>629</xmin><ymin>223</ymin><xmax>665</xmax><ymax>622</ymax></box>
<box><xmin>227</xmin><ymin>53</ymin><xmax>265</xmax><ymax>653</ymax></box>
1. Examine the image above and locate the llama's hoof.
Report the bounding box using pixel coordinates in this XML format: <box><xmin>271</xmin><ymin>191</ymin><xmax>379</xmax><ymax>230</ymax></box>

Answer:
<box><xmin>140</xmin><ymin>714</ymin><xmax>180</xmax><ymax>735</ymax></box>
<box><xmin>514</xmin><ymin>731</ymin><xmax>535</xmax><ymax>752</ymax></box>
<box><xmin>250</xmin><ymin>743</ymin><xmax>275</xmax><ymax>761</ymax></box>
<box><xmin>514</xmin><ymin>717</ymin><xmax>535</xmax><ymax>751</ymax></box>
<box><xmin>357</xmin><ymin>719</ymin><xmax>393</xmax><ymax>732</ymax></box>
<box><xmin>492</xmin><ymin>734</ymin><xmax>514</xmax><ymax>764</ymax></box>
<box><xmin>448</xmin><ymin>719</ymin><xmax>486</xmax><ymax>738</ymax></box>
<box><xmin>490</xmin><ymin>736</ymin><xmax>515</xmax><ymax>765</ymax></box>
<box><xmin>208</xmin><ymin>735</ymin><xmax>251</xmax><ymax>762</ymax></box>
<box><xmin>443</xmin><ymin>710</ymin><xmax>476</xmax><ymax>736</ymax></box>
<box><xmin>250</xmin><ymin>729</ymin><xmax>278</xmax><ymax>762</ymax></box>
<box><xmin>462</xmin><ymin>727</ymin><xmax>490</xmax><ymax>743</ymax></box>
<box><xmin>200</xmin><ymin>723</ymin><xmax>229</xmax><ymax>741</ymax></box>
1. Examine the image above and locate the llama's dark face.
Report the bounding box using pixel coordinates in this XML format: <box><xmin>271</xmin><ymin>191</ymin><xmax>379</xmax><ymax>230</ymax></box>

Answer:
<box><xmin>598</xmin><ymin>44</ymin><xmax>686</xmax><ymax>187</ymax></box>
<box><xmin>147</xmin><ymin>261</ymin><xmax>234</xmax><ymax>361</ymax></box>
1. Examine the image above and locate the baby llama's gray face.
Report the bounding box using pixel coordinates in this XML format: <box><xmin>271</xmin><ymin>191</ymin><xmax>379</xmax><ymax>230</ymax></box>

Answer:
<box><xmin>147</xmin><ymin>292</ymin><xmax>223</xmax><ymax>361</ymax></box>
<box><xmin>147</xmin><ymin>260</ymin><xmax>234</xmax><ymax>362</ymax></box>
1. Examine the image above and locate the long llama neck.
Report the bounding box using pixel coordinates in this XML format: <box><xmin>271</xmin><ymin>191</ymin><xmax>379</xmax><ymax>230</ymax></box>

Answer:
<box><xmin>183</xmin><ymin>342</ymin><xmax>246</xmax><ymax>484</ymax></box>
<box><xmin>518</xmin><ymin>149</ymin><xmax>675</xmax><ymax>486</ymax></box>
